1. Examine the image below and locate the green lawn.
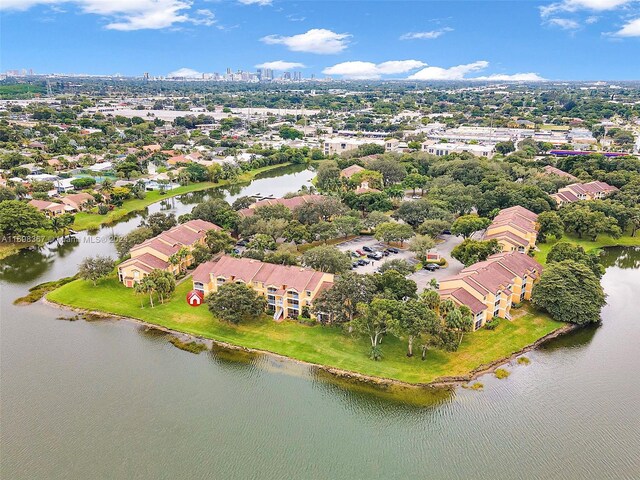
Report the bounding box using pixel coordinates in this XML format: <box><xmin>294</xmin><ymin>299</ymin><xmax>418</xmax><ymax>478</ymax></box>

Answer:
<box><xmin>71</xmin><ymin>163</ymin><xmax>293</xmax><ymax>231</ymax></box>
<box><xmin>535</xmin><ymin>233</ymin><xmax>640</xmax><ymax>265</ymax></box>
<box><xmin>48</xmin><ymin>277</ymin><xmax>563</xmax><ymax>385</ymax></box>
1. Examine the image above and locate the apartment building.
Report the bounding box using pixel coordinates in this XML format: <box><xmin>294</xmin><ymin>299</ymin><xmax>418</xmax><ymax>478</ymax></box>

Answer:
<box><xmin>421</xmin><ymin>142</ymin><xmax>495</xmax><ymax>158</ymax></box>
<box><xmin>192</xmin><ymin>255</ymin><xmax>334</xmax><ymax>321</ymax></box>
<box><xmin>118</xmin><ymin>219</ymin><xmax>220</xmax><ymax>287</ymax></box>
<box><xmin>483</xmin><ymin>206</ymin><xmax>539</xmax><ymax>254</ymax></box>
<box><xmin>550</xmin><ymin>181</ymin><xmax>618</xmax><ymax>206</ymax></box>
<box><xmin>439</xmin><ymin>252</ymin><xmax>543</xmax><ymax>330</ymax></box>
<box><xmin>323</xmin><ymin>137</ymin><xmax>385</xmax><ymax>156</ymax></box>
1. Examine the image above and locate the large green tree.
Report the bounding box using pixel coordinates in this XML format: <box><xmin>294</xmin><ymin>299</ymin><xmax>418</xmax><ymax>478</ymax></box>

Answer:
<box><xmin>532</xmin><ymin>260</ymin><xmax>606</xmax><ymax>325</ymax></box>
<box><xmin>207</xmin><ymin>282</ymin><xmax>266</xmax><ymax>324</ymax></box>
<box><xmin>302</xmin><ymin>245</ymin><xmax>351</xmax><ymax>274</ymax></box>
<box><xmin>451</xmin><ymin>215</ymin><xmax>491</xmax><ymax>239</ymax></box>
<box><xmin>0</xmin><ymin>200</ymin><xmax>48</xmax><ymax>238</ymax></box>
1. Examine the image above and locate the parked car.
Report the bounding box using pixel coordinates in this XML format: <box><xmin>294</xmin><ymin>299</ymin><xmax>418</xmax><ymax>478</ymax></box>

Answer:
<box><xmin>362</xmin><ymin>245</ymin><xmax>373</xmax><ymax>253</ymax></box>
<box><xmin>424</xmin><ymin>263</ymin><xmax>440</xmax><ymax>271</ymax></box>
<box><xmin>386</xmin><ymin>247</ymin><xmax>399</xmax><ymax>254</ymax></box>
<box><xmin>357</xmin><ymin>259</ymin><xmax>370</xmax><ymax>266</ymax></box>
<box><xmin>351</xmin><ymin>262</ymin><xmax>358</xmax><ymax>269</ymax></box>
<box><xmin>442</xmin><ymin>229</ymin><xmax>451</xmax><ymax>235</ymax></box>
<box><xmin>236</xmin><ymin>239</ymin><xmax>248</xmax><ymax>247</ymax></box>
<box><xmin>367</xmin><ymin>252</ymin><xmax>383</xmax><ymax>260</ymax></box>
<box><xmin>355</xmin><ymin>249</ymin><xmax>366</xmax><ymax>256</ymax></box>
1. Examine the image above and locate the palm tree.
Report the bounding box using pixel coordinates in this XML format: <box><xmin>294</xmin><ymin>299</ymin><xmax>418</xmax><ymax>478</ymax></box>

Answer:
<box><xmin>134</xmin><ymin>281</ymin><xmax>146</xmax><ymax>308</ymax></box>
<box><xmin>139</xmin><ymin>276</ymin><xmax>156</xmax><ymax>308</ymax></box>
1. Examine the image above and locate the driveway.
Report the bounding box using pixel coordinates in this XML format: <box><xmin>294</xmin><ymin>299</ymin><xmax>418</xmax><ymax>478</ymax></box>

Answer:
<box><xmin>408</xmin><ymin>234</ymin><xmax>465</xmax><ymax>292</ymax></box>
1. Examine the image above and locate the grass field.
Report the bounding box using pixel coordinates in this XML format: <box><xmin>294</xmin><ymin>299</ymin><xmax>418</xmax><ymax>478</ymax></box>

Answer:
<box><xmin>535</xmin><ymin>233</ymin><xmax>640</xmax><ymax>264</ymax></box>
<box><xmin>48</xmin><ymin>277</ymin><xmax>563</xmax><ymax>385</ymax></box>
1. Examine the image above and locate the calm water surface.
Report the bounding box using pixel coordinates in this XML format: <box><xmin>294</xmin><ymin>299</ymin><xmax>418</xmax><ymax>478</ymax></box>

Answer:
<box><xmin>1</xmin><ymin>168</ymin><xmax>639</xmax><ymax>479</ymax></box>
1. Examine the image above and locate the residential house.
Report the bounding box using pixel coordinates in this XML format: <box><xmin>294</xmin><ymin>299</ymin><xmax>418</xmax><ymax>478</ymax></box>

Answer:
<box><xmin>340</xmin><ymin>164</ymin><xmax>366</xmax><ymax>179</ymax></box>
<box><xmin>117</xmin><ymin>219</ymin><xmax>221</xmax><ymax>287</ymax></box>
<box><xmin>439</xmin><ymin>252</ymin><xmax>543</xmax><ymax>330</ymax></box>
<box><xmin>28</xmin><ymin>199</ymin><xmax>69</xmax><ymax>217</ymax></box>
<box><xmin>192</xmin><ymin>255</ymin><xmax>334</xmax><ymax>321</ymax></box>
<box><xmin>483</xmin><ymin>206</ymin><xmax>539</xmax><ymax>254</ymax></box>
<box><xmin>550</xmin><ymin>181</ymin><xmax>618</xmax><ymax>206</ymax></box>
<box><xmin>60</xmin><ymin>192</ymin><xmax>95</xmax><ymax>212</ymax></box>
<box><xmin>238</xmin><ymin>195</ymin><xmax>326</xmax><ymax>218</ymax></box>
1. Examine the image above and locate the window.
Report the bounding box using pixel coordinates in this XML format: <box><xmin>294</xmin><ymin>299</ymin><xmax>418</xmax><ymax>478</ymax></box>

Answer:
<box><xmin>306</xmin><ymin>290</ymin><xmax>312</xmax><ymax>297</ymax></box>
<box><xmin>194</xmin><ymin>282</ymin><xmax>204</xmax><ymax>293</ymax></box>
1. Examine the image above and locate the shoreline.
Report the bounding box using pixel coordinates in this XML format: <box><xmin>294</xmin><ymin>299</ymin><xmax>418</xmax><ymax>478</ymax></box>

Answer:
<box><xmin>41</xmin><ymin>296</ymin><xmax>576</xmax><ymax>390</ymax></box>
<box><xmin>0</xmin><ymin>162</ymin><xmax>301</xmax><ymax>261</ymax></box>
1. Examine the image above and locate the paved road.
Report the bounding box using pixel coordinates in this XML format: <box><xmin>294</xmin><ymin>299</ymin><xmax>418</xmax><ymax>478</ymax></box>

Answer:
<box><xmin>408</xmin><ymin>234</ymin><xmax>465</xmax><ymax>292</ymax></box>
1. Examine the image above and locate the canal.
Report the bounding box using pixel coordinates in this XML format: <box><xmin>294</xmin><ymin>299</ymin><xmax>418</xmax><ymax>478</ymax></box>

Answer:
<box><xmin>1</xmin><ymin>165</ymin><xmax>639</xmax><ymax>479</ymax></box>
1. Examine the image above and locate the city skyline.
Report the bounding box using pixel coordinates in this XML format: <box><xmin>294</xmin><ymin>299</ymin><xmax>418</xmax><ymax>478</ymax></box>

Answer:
<box><xmin>1</xmin><ymin>0</ymin><xmax>640</xmax><ymax>80</ymax></box>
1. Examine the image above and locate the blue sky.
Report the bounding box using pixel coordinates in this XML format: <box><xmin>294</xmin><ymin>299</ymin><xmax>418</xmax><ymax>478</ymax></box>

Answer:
<box><xmin>1</xmin><ymin>0</ymin><xmax>639</xmax><ymax>80</ymax></box>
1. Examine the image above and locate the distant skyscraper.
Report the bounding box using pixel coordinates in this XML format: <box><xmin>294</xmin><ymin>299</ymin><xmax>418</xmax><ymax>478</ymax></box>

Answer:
<box><xmin>283</xmin><ymin>72</ymin><xmax>291</xmax><ymax>80</ymax></box>
<box><xmin>226</xmin><ymin>67</ymin><xmax>232</xmax><ymax>75</ymax></box>
<box><xmin>293</xmin><ymin>71</ymin><xmax>302</xmax><ymax>81</ymax></box>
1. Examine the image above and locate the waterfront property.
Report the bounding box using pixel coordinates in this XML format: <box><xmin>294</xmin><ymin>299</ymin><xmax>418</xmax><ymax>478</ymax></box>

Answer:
<box><xmin>238</xmin><ymin>194</ymin><xmax>326</xmax><ymax>218</ymax></box>
<box><xmin>439</xmin><ymin>252</ymin><xmax>543</xmax><ymax>330</ymax></box>
<box><xmin>118</xmin><ymin>219</ymin><xmax>220</xmax><ymax>287</ymax></box>
<box><xmin>550</xmin><ymin>181</ymin><xmax>618</xmax><ymax>206</ymax></box>
<box><xmin>483</xmin><ymin>206</ymin><xmax>539</xmax><ymax>254</ymax></box>
<box><xmin>28</xmin><ymin>199</ymin><xmax>69</xmax><ymax>217</ymax></box>
<box><xmin>192</xmin><ymin>255</ymin><xmax>334</xmax><ymax>321</ymax></box>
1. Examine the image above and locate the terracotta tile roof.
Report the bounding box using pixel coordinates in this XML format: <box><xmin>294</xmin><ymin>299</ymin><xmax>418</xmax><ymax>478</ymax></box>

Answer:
<box><xmin>484</xmin><ymin>230</ymin><xmax>529</xmax><ymax>247</ymax></box>
<box><xmin>340</xmin><ymin>164</ymin><xmax>365</xmax><ymax>178</ymax></box>
<box><xmin>201</xmin><ymin>255</ymin><xmax>334</xmax><ymax>293</ymax></box>
<box><xmin>542</xmin><ymin>165</ymin><xmax>577</xmax><ymax>180</ymax></box>
<box><xmin>193</xmin><ymin>260</ymin><xmax>217</xmax><ymax>283</ymax></box>
<box><xmin>28</xmin><ymin>199</ymin><xmax>66</xmax><ymax>213</ymax></box>
<box><xmin>442</xmin><ymin>252</ymin><xmax>542</xmax><ymax>297</ymax></box>
<box><xmin>440</xmin><ymin>287</ymin><xmax>486</xmax><ymax>314</ymax></box>
<box><xmin>119</xmin><ymin>253</ymin><xmax>170</xmax><ymax>273</ymax></box>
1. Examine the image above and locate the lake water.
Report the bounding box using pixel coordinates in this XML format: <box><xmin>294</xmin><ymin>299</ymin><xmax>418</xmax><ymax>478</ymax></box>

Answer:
<box><xmin>1</xmin><ymin>167</ymin><xmax>639</xmax><ymax>479</ymax></box>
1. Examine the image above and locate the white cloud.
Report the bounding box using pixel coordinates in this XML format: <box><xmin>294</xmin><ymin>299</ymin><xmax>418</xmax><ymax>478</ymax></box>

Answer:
<box><xmin>547</xmin><ymin>17</ymin><xmax>581</xmax><ymax>29</ymax></box>
<box><xmin>322</xmin><ymin>60</ymin><xmax>426</xmax><ymax>79</ymax></box>
<box><xmin>261</xmin><ymin>28</ymin><xmax>350</xmax><ymax>54</ymax></box>
<box><xmin>400</xmin><ymin>28</ymin><xmax>453</xmax><ymax>40</ymax></box>
<box><xmin>0</xmin><ymin>0</ymin><xmax>216</xmax><ymax>31</ymax></box>
<box><xmin>613</xmin><ymin>17</ymin><xmax>640</xmax><ymax>36</ymax></box>
<box><xmin>473</xmin><ymin>73</ymin><xmax>547</xmax><ymax>81</ymax></box>
<box><xmin>586</xmin><ymin>15</ymin><xmax>600</xmax><ymax>23</ymax></box>
<box><xmin>238</xmin><ymin>0</ymin><xmax>272</xmax><ymax>5</ymax></box>
<box><xmin>540</xmin><ymin>0</ymin><xmax>635</xmax><ymax>17</ymax></box>
<box><xmin>168</xmin><ymin>68</ymin><xmax>202</xmax><ymax>78</ymax></box>
<box><xmin>255</xmin><ymin>61</ymin><xmax>306</xmax><ymax>70</ymax></box>
<box><xmin>408</xmin><ymin>61</ymin><xmax>489</xmax><ymax>80</ymax></box>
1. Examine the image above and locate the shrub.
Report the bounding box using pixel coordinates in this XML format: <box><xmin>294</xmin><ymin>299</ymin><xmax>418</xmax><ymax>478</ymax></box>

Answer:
<box><xmin>517</xmin><ymin>356</ymin><xmax>531</xmax><ymax>365</ymax></box>
<box><xmin>494</xmin><ymin>368</ymin><xmax>510</xmax><ymax>379</ymax></box>
<box><xmin>484</xmin><ymin>318</ymin><xmax>500</xmax><ymax>330</ymax></box>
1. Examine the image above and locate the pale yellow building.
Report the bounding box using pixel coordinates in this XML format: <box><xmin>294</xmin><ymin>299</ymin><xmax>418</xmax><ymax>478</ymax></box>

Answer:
<box><xmin>192</xmin><ymin>255</ymin><xmax>334</xmax><ymax>321</ymax></box>
<box><xmin>118</xmin><ymin>219</ymin><xmax>220</xmax><ymax>287</ymax></box>
<box><xmin>484</xmin><ymin>206</ymin><xmax>539</xmax><ymax>254</ymax></box>
<box><xmin>439</xmin><ymin>252</ymin><xmax>543</xmax><ymax>330</ymax></box>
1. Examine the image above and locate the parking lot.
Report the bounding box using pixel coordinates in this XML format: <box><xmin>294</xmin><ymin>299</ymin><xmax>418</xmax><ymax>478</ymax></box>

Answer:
<box><xmin>335</xmin><ymin>234</ymin><xmax>466</xmax><ymax>292</ymax></box>
<box><xmin>335</xmin><ymin>236</ymin><xmax>416</xmax><ymax>274</ymax></box>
